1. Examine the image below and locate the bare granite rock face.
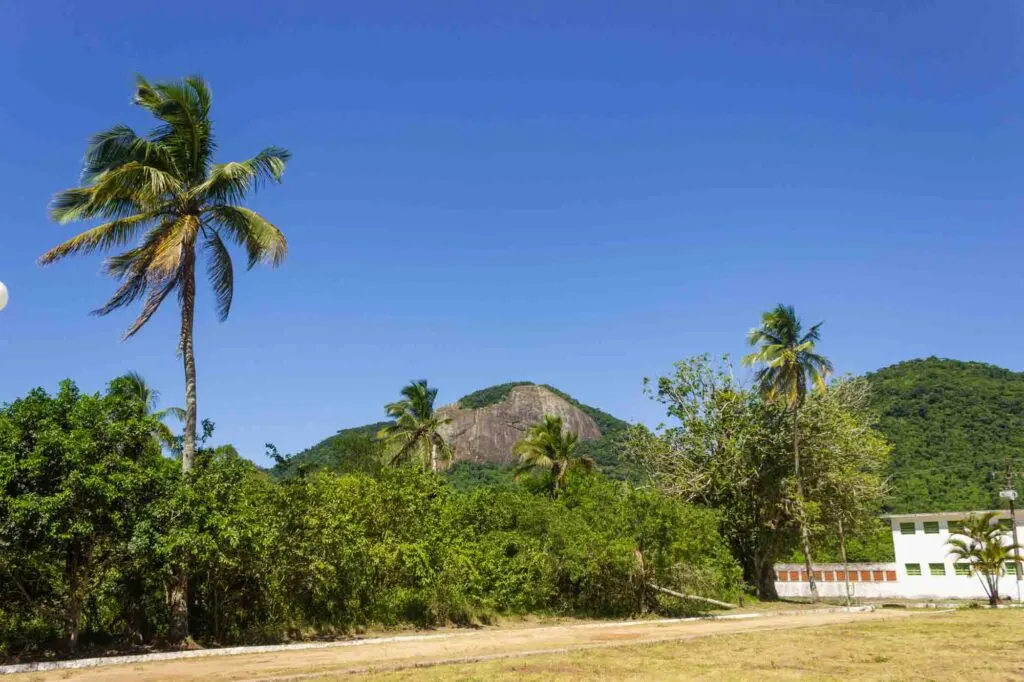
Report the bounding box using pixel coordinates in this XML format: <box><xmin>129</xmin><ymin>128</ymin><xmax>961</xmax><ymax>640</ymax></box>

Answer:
<box><xmin>436</xmin><ymin>385</ymin><xmax>603</xmax><ymax>466</ymax></box>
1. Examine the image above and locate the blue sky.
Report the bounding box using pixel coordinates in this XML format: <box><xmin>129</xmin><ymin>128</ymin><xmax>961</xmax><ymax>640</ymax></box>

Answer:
<box><xmin>1</xmin><ymin>1</ymin><xmax>1021</xmax><ymax>464</ymax></box>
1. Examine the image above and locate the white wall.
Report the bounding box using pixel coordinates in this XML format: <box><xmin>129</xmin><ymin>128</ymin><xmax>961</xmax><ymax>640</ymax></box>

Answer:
<box><xmin>889</xmin><ymin>514</ymin><xmax>1023</xmax><ymax>600</ymax></box>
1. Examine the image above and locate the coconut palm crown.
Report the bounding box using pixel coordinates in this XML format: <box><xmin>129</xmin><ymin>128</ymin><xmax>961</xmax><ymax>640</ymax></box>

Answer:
<box><xmin>741</xmin><ymin>304</ymin><xmax>833</xmax><ymax>410</ymax></box>
<box><xmin>378</xmin><ymin>380</ymin><xmax>453</xmax><ymax>472</ymax></box>
<box><xmin>514</xmin><ymin>414</ymin><xmax>593</xmax><ymax>496</ymax></box>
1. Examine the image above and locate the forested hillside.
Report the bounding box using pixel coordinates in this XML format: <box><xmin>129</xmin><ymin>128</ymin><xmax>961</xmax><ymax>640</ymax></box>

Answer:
<box><xmin>868</xmin><ymin>358</ymin><xmax>1024</xmax><ymax>512</ymax></box>
<box><xmin>280</xmin><ymin>361</ymin><xmax>1024</xmax><ymax>512</ymax></box>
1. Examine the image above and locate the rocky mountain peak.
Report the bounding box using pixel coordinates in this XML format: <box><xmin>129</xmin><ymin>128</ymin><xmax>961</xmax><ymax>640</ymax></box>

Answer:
<box><xmin>437</xmin><ymin>384</ymin><xmax>603</xmax><ymax>465</ymax></box>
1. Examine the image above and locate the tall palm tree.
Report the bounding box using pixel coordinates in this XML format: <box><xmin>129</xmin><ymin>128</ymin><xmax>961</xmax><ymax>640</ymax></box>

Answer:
<box><xmin>742</xmin><ymin>304</ymin><xmax>833</xmax><ymax>601</ymax></box>
<box><xmin>947</xmin><ymin>512</ymin><xmax>1022</xmax><ymax>607</ymax></box>
<box><xmin>116</xmin><ymin>371</ymin><xmax>186</xmax><ymax>451</ymax></box>
<box><xmin>378</xmin><ymin>380</ymin><xmax>453</xmax><ymax>472</ymax></box>
<box><xmin>39</xmin><ymin>75</ymin><xmax>290</xmax><ymax>474</ymax></box>
<box><xmin>514</xmin><ymin>414</ymin><xmax>593</xmax><ymax>497</ymax></box>
<box><xmin>40</xmin><ymin>76</ymin><xmax>290</xmax><ymax>642</ymax></box>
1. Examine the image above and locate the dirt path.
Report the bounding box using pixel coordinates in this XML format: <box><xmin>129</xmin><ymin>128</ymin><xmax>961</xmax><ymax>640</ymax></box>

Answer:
<box><xmin>8</xmin><ymin>609</ymin><xmax>918</xmax><ymax>681</ymax></box>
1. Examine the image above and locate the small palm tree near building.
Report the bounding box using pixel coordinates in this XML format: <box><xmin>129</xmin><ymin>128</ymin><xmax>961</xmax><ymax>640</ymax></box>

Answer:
<box><xmin>946</xmin><ymin>511</ymin><xmax>1023</xmax><ymax>607</ymax></box>
<box><xmin>514</xmin><ymin>414</ymin><xmax>593</xmax><ymax>497</ymax></box>
<box><xmin>378</xmin><ymin>380</ymin><xmax>453</xmax><ymax>472</ymax></box>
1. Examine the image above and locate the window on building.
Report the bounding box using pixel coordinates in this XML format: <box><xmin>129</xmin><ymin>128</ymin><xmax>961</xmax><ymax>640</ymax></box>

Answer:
<box><xmin>998</xmin><ymin>518</ymin><xmax>1013</xmax><ymax>531</ymax></box>
<box><xmin>954</xmin><ymin>563</ymin><xmax>971</xmax><ymax>577</ymax></box>
<box><xmin>900</xmin><ymin>522</ymin><xmax>916</xmax><ymax>535</ymax></box>
<box><xmin>905</xmin><ymin>563</ymin><xmax>922</xmax><ymax>576</ymax></box>
<box><xmin>1006</xmin><ymin>562</ymin><xmax>1021</xmax><ymax>578</ymax></box>
<box><xmin>923</xmin><ymin>521</ymin><xmax>940</xmax><ymax>534</ymax></box>
<box><xmin>947</xmin><ymin>520</ymin><xmax>964</xmax><ymax>535</ymax></box>
<box><xmin>928</xmin><ymin>563</ymin><xmax>946</xmax><ymax>576</ymax></box>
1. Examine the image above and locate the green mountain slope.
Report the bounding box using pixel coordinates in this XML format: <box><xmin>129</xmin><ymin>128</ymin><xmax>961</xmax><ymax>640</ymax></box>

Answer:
<box><xmin>276</xmin><ymin>360</ymin><xmax>1024</xmax><ymax>510</ymax></box>
<box><xmin>273</xmin><ymin>384</ymin><xmax>633</xmax><ymax>481</ymax></box>
<box><xmin>868</xmin><ymin>358</ymin><xmax>1024</xmax><ymax>513</ymax></box>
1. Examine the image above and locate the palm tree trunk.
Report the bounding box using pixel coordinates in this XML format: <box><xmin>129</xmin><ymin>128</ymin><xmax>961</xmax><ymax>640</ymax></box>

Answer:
<box><xmin>169</xmin><ymin>259</ymin><xmax>196</xmax><ymax>644</ymax></box>
<box><xmin>430</xmin><ymin>441</ymin><xmax>438</xmax><ymax>473</ymax></box>
<box><xmin>793</xmin><ymin>406</ymin><xmax>819</xmax><ymax>602</ymax></box>
<box><xmin>180</xmin><ymin>261</ymin><xmax>198</xmax><ymax>474</ymax></box>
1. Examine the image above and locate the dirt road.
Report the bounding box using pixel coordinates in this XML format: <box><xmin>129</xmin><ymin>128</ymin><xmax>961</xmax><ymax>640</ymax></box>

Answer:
<box><xmin>8</xmin><ymin>608</ymin><xmax>918</xmax><ymax>681</ymax></box>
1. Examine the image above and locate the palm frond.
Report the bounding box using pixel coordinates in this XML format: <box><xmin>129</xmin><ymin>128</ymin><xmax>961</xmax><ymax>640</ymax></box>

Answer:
<box><xmin>38</xmin><ymin>212</ymin><xmax>158</xmax><ymax>265</ymax></box>
<box><xmin>155</xmin><ymin>406</ymin><xmax>187</xmax><ymax>422</ymax></box>
<box><xmin>123</xmin><ymin>273</ymin><xmax>179</xmax><ymax>339</ymax></box>
<box><xmin>193</xmin><ymin>147</ymin><xmax>291</xmax><ymax>205</ymax></box>
<box><xmin>204</xmin><ymin>205</ymin><xmax>287</xmax><ymax>268</ymax></box>
<box><xmin>203</xmin><ymin>229</ymin><xmax>234</xmax><ymax>320</ymax></box>
<box><xmin>82</xmin><ymin>124</ymin><xmax>177</xmax><ymax>182</ymax></box>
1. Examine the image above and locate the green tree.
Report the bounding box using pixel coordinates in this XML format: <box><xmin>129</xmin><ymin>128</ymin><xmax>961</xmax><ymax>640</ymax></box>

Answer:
<box><xmin>629</xmin><ymin>355</ymin><xmax>887</xmax><ymax>600</ymax></box>
<box><xmin>39</xmin><ymin>75</ymin><xmax>290</xmax><ymax>473</ymax></box>
<box><xmin>514</xmin><ymin>414</ymin><xmax>594</xmax><ymax>497</ymax></box>
<box><xmin>378</xmin><ymin>380</ymin><xmax>453</xmax><ymax>472</ymax></box>
<box><xmin>0</xmin><ymin>379</ymin><xmax>165</xmax><ymax>652</ymax></box>
<box><xmin>947</xmin><ymin>512</ymin><xmax>1022</xmax><ymax>607</ymax></box>
<box><xmin>742</xmin><ymin>304</ymin><xmax>833</xmax><ymax>601</ymax></box>
<box><xmin>111</xmin><ymin>371</ymin><xmax>186</xmax><ymax>451</ymax></box>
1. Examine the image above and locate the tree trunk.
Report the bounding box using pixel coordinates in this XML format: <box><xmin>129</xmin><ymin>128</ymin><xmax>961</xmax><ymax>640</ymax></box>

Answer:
<box><xmin>180</xmin><ymin>260</ymin><xmax>198</xmax><ymax>474</ymax></box>
<box><xmin>793</xmin><ymin>406</ymin><xmax>819</xmax><ymax>602</ymax></box>
<box><xmin>170</xmin><ymin>257</ymin><xmax>196</xmax><ymax>644</ymax></box>
<box><xmin>839</xmin><ymin>517</ymin><xmax>852</xmax><ymax>606</ymax></box>
<box><xmin>755</xmin><ymin>550</ymin><xmax>779</xmax><ymax>600</ymax></box>
<box><xmin>430</xmin><ymin>441</ymin><xmax>438</xmax><ymax>473</ymax></box>
<box><xmin>167</xmin><ymin>569</ymin><xmax>189</xmax><ymax>643</ymax></box>
<box><xmin>66</xmin><ymin>548</ymin><xmax>82</xmax><ymax>653</ymax></box>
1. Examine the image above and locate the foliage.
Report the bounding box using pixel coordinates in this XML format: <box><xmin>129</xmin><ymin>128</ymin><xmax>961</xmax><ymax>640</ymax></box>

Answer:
<box><xmin>456</xmin><ymin>382</ymin><xmax>534</xmax><ymax>410</ymax></box>
<box><xmin>628</xmin><ymin>355</ymin><xmax>890</xmax><ymax>598</ymax></box>
<box><xmin>946</xmin><ymin>512</ymin><xmax>1022</xmax><ymax>606</ymax></box>
<box><xmin>513</xmin><ymin>415</ymin><xmax>593</xmax><ymax>497</ymax></box>
<box><xmin>444</xmin><ymin>461</ymin><xmax>516</xmax><ymax>492</ymax></box>
<box><xmin>0</xmin><ymin>379</ymin><xmax>741</xmax><ymax>661</ymax></box>
<box><xmin>109</xmin><ymin>371</ymin><xmax>186</xmax><ymax>451</ymax></box>
<box><xmin>867</xmin><ymin>358</ymin><xmax>1024</xmax><ymax>512</ymax></box>
<box><xmin>378</xmin><ymin>380</ymin><xmax>453</xmax><ymax>472</ymax></box>
<box><xmin>0</xmin><ymin>379</ymin><xmax>170</xmax><ymax>653</ymax></box>
<box><xmin>270</xmin><ymin>423</ymin><xmax>388</xmax><ymax>479</ymax></box>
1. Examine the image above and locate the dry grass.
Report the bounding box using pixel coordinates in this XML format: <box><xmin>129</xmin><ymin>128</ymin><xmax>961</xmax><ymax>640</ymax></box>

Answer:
<box><xmin>359</xmin><ymin>609</ymin><xmax>1024</xmax><ymax>681</ymax></box>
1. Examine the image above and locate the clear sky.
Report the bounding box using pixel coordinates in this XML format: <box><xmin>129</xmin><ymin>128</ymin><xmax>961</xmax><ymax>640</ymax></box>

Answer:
<box><xmin>1</xmin><ymin>1</ymin><xmax>1021</xmax><ymax>465</ymax></box>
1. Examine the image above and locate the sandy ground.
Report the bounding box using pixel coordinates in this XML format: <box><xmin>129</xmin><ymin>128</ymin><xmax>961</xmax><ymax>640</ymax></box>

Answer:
<box><xmin>6</xmin><ymin>609</ymin><xmax>919</xmax><ymax>682</ymax></box>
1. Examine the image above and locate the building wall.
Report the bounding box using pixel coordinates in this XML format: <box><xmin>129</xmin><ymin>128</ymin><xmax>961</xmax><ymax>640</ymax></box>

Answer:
<box><xmin>774</xmin><ymin>563</ymin><xmax>902</xmax><ymax>599</ymax></box>
<box><xmin>775</xmin><ymin>511</ymin><xmax>1024</xmax><ymax>600</ymax></box>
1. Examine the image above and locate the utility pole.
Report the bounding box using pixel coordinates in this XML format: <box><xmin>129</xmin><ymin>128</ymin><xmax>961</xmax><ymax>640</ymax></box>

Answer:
<box><xmin>998</xmin><ymin>458</ymin><xmax>1022</xmax><ymax>603</ymax></box>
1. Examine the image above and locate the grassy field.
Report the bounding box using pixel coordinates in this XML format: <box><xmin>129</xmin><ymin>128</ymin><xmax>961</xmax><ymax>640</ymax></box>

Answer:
<box><xmin>361</xmin><ymin>609</ymin><xmax>1024</xmax><ymax>681</ymax></box>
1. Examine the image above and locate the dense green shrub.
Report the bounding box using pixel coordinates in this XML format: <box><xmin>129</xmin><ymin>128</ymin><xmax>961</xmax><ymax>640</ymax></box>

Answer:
<box><xmin>0</xmin><ymin>381</ymin><xmax>741</xmax><ymax>661</ymax></box>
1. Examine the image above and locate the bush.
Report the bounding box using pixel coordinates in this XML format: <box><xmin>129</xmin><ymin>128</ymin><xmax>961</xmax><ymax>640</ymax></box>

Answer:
<box><xmin>0</xmin><ymin>381</ymin><xmax>742</xmax><ymax>660</ymax></box>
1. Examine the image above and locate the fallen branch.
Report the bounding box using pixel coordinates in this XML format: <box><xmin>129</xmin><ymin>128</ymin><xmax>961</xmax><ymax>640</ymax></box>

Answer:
<box><xmin>649</xmin><ymin>584</ymin><xmax>737</xmax><ymax>609</ymax></box>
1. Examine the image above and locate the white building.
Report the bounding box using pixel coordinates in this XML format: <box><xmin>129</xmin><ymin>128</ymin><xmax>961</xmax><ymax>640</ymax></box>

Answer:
<box><xmin>775</xmin><ymin>510</ymin><xmax>1024</xmax><ymax>600</ymax></box>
